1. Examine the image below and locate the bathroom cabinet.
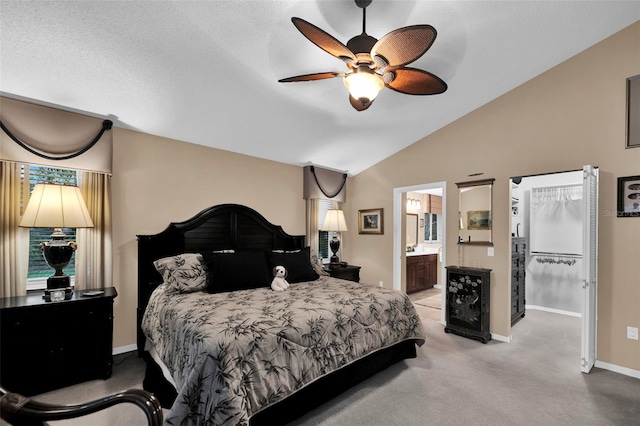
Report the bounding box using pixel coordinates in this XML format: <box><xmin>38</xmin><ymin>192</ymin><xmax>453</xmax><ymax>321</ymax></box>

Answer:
<box><xmin>406</xmin><ymin>254</ymin><xmax>437</xmax><ymax>293</ymax></box>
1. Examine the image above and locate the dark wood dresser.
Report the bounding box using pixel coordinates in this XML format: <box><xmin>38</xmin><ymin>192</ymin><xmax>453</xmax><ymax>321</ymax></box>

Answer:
<box><xmin>444</xmin><ymin>266</ymin><xmax>491</xmax><ymax>343</ymax></box>
<box><xmin>0</xmin><ymin>287</ymin><xmax>117</xmax><ymax>396</ymax></box>
<box><xmin>511</xmin><ymin>237</ymin><xmax>526</xmax><ymax>325</ymax></box>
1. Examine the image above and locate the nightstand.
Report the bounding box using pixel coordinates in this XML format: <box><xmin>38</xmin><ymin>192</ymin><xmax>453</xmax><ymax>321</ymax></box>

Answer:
<box><xmin>324</xmin><ymin>264</ymin><xmax>361</xmax><ymax>282</ymax></box>
<box><xmin>0</xmin><ymin>287</ymin><xmax>117</xmax><ymax>396</ymax></box>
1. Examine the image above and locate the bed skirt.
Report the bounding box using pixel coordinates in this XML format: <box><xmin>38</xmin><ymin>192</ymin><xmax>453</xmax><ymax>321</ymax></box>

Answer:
<box><xmin>141</xmin><ymin>339</ymin><xmax>418</xmax><ymax>425</ymax></box>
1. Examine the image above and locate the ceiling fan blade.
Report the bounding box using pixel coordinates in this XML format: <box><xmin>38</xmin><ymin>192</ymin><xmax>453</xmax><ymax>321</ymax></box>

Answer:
<box><xmin>371</xmin><ymin>25</ymin><xmax>437</xmax><ymax>68</ymax></box>
<box><xmin>279</xmin><ymin>72</ymin><xmax>343</xmax><ymax>83</ymax></box>
<box><xmin>384</xmin><ymin>67</ymin><xmax>447</xmax><ymax>95</ymax></box>
<box><xmin>292</xmin><ymin>17</ymin><xmax>357</xmax><ymax>63</ymax></box>
<box><xmin>349</xmin><ymin>95</ymin><xmax>373</xmax><ymax>111</ymax></box>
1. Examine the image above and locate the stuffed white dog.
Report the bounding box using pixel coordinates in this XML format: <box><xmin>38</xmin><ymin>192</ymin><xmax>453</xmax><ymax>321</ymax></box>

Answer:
<box><xmin>270</xmin><ymin>265</ymin><xmax>290</xmax><ymax>291</ymax></box>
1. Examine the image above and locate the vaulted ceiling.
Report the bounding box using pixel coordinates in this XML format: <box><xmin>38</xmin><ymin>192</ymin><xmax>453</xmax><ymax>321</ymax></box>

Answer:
<box><xmin>1</xmin><ymin>1</ymin><xmax>639</xmax><ymax>175</ymax></box>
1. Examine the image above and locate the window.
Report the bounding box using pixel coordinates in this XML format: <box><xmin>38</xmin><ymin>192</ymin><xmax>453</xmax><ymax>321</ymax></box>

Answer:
<box><xmin>317</xmin><ymin>199</ymin><xmax>335</xmax><ymax>263</ymax></box>
<box><xmin>424</xmin><ymin>212</ymin><xmax>442</xmax><ymax>242</ymax></box>
<box><xmin>21</xmin><ymin>165</ymin><xmax>79</xmax><ymax>289</ymax></box>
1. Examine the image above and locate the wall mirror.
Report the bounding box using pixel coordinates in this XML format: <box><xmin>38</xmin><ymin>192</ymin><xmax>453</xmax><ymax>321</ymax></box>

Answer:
<box><xmin>406</xmin><ymin>213</ymin><xmax>418</xmax><ymax>249</ymax></box>
<box><xmin>457</xmin><ymin>178</ymin><xmax>495</xmax><ymax>246</ymax></box>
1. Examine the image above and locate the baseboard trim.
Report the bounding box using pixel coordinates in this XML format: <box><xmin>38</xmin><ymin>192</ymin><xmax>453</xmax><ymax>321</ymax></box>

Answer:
<box><xmin>491</xmin><ymin>333</ymin><xmax>512</xmax><ymax>343</ymax></box>
<box><xmin>594</xmin><ymin>360</ymin><xmax>640</xmax><ymax>379</ymax></box>
<box><xmin>113</xmin><ymin>344</ymin><xmax>137</xmax><ymax>356</ymax></box>
<box><xmin>526</xmin><ymin>305</ymin><xmax>581</xmax><ymax>318</ymax></box>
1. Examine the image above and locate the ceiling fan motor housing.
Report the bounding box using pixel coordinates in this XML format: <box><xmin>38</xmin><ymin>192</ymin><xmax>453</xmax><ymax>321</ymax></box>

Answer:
<box><xmin>347</xmin><ymin>34</ymin><xmax>377</xmax><ymax>59</ymax></box>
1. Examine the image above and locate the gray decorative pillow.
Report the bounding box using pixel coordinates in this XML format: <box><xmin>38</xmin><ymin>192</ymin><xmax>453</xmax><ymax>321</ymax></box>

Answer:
<box><xmin>153</xmin><ymin>253</ymin><xmax>207</xmax><ymax>293</ymax></box>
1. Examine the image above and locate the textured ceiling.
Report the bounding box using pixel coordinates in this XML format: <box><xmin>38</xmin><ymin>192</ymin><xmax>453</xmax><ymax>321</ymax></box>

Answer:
<box><xmin>1</xmin><ymin>1</ymin><xmax>639</xmax><ymax>175</ymax></box>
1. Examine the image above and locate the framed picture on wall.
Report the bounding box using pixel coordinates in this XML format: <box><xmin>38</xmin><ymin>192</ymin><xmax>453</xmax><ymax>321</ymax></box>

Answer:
<box><xmin>358</xmin><ymin>208</ymin><xmax>384</xmax><ymax>234</ymax></box>
<box><xmin>627</xmin><ymin>74</ymin><xmax>640</xmax><ymax>149</ymax></box>
<box><xmin>617</xmin><ymin>175</ymin><xmax>640</xmax><ymax>217</ymax></box>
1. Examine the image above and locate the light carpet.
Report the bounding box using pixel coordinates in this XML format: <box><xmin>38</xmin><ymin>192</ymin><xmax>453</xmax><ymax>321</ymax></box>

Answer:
<box><xmin>29</xmin><ymin>310</ymin><xmax>640</xmax><ymax>426</ymax></box>
<box><xmin>413</xmin><ymin>293</ymin><xmax>442</xmax><ymax>310</ymax></box>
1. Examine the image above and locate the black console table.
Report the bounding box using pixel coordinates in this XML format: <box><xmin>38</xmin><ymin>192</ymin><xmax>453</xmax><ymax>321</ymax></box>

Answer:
<box><xmin>0</xmin><ymin>287</ymin><xmax>117</xmax><ymax>396</ymax></box>
<box><xmin>444</xmin><ymin>266</ymin><xmax>491</xmax><ymax>343</ymax></box>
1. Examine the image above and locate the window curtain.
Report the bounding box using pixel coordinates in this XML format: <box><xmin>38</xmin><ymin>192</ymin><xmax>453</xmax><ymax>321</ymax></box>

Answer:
<box><xmin>0</xmin><ymin>161</ymin><xmax>28</xmax><ymax>297</ymax></box>
<box><xmin>306</xmin><ymin>198</ymin><xmax>320</xmax><ymax>259</ymax></box>
<box><xmin>304</xmin><ymin>165</ymin><xmax>349</xmax><ymax>262</ymax></box>
<box><xmin>335</xmin><ymin>201</ymin><xmax>347</xmax><ymax>260</ymax></box>
<box><xmin>306</xmin><ymin>198</ymin><xmax>347</xmax><ymax>262</ymax></box>
<box><xmin>75</xmin><ymin>171</ymin><xmax>112</xmax><ymax>290</ymax></box>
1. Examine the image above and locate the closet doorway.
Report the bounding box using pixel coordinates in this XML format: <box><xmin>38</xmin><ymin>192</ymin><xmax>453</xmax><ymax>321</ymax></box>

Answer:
<box><xmin>393</xmin><ymin>181</ymin><xmax>447</xmax><ymax>325</ymax></box>
<box><xmin>510</xmin><ymin>165</ymin><xmax>598</xmax><ymax>372</ymax></box>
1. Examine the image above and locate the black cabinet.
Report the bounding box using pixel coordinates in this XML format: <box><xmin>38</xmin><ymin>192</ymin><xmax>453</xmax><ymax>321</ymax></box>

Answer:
<box><xmin>444</xmin><ymin>266</ymin><xmax>491</xmax><ymax>343</ymax></box>
<box><xmin>324</xmin><ymin>264</ymin><xmax>361</xmax><ymax>282</ymax></box>
<box><xmin>0</xmin><ymin>287</ymin><xmax>117</xmax><ymax>396</ymax></box>
<box><xmin>511</xmin><ymin>237</ymin><xmax>526</xmax><ymax>325</ymax></box>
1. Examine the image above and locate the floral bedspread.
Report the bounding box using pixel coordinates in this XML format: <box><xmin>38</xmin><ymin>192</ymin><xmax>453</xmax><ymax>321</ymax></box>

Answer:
<box><xmin>142</xmin><ymin>276</ymin><xmax>425</xmax><ymax>425</ymax></box>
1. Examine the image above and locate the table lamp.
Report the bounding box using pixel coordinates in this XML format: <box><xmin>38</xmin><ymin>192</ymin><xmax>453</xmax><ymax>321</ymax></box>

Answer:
<box><xmin>19</xmin><ymin>184</ymin><xmax>94</xmax><ymax>301</ymax></box>
<box><xmin>321</xmin><ymin>209</ymin><xmax>348</xmax><ymax>266</ymax></box>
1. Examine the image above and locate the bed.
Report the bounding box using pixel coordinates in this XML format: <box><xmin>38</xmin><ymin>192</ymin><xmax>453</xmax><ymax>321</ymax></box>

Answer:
<box><xmin>137</xmin><ymin>204</ymin><xmax>425</xmax><ymax>425</ymax></box>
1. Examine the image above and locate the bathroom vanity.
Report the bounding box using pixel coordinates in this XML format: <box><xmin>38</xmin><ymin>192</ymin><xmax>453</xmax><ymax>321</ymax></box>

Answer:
<box><xmin>406</xmin><ymin>252</ymin><xmax>438</xmax><ymax>293</ymax></box>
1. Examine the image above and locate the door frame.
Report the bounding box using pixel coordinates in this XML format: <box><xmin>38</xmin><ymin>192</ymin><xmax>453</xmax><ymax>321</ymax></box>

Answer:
<box><xmin>510</xmin><ymin>166</ymin><xmax>598</xmax><ymax>370</ymax></box>
<box><xmin>393</xmin><ymin>181</ymin><xmax>447</xmax><ymax>325</ymax></box>
<box><xmin>581</xmin><ymin>165</ymin><xmax>598</xmax><ymax>373</ymax></box>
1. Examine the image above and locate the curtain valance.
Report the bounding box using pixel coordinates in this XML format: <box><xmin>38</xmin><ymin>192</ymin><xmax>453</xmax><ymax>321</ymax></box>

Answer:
<box><xmin>303</xmin><ymin>165</ymin><xmax>347</xmax><ymax>202</ymax></box>
<box><xmin>0</xmin><ymin>97</ymin><xmax>112</xmax><ymax>174</ymax></box>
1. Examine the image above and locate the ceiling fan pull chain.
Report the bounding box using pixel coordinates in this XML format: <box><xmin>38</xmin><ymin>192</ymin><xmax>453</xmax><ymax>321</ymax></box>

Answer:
<box><xmin>310</xmin><ymin>166</ymin><xmax>348</xmax><ymax>199</ymax></box>
<box><xmin>0</xmin><ymin>119</ymin><xmax>112</xmax><ymax>161</ymax></box>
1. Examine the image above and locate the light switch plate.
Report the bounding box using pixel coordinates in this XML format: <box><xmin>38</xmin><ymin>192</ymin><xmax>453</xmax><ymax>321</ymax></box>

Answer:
<box><xmin>487</xmin><ymin>247</ymin><xmax>495</xmax><ymax>257</ymax></box>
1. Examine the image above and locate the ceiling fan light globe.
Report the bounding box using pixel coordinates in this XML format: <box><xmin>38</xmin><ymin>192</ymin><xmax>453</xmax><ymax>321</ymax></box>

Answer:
<box><xmin>343</xmin><ymin>69</ymin><xmax>384</xmax><ymax>103</ymax></box>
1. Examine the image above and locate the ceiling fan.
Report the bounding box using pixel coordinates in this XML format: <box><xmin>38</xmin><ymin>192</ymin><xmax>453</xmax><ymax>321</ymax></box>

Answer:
<box><xmin>278</xmin><ymin>0</ymin><xmax>447</xmax><ymax>111</ymax></box>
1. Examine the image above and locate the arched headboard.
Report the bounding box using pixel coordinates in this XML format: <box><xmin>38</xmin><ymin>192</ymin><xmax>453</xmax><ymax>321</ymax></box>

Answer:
<box><xmin>136</xmin><ymin>204</ymin><xmax>305</xmax><ymax>353</ymax></box>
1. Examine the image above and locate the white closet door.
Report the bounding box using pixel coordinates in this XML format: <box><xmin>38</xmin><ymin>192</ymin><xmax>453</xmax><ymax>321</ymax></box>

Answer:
<box><xmin>581</xmin><ymin>165</ymin><xmax>598</xmax><ymax>373</ymax></box>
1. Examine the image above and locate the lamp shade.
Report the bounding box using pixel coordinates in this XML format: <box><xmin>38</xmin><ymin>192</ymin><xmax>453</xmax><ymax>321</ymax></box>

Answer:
<box><xmin>19</xmin><ymin>184</ymin><xmax>94</xmax><ymax>228</ymax></box>
<box><xmin>321</xmin><ymin>209</ymin><xmax>348</xmax><ymax>232</ymax></box>
<box><xmin>343</xmin><ymin>67</ymin><xmax>384</xmax><ymax>103</ymax></box>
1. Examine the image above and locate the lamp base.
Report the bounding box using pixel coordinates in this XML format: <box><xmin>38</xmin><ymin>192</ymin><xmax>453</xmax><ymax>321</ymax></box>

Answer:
<box><xmin>47</xmin><ymin>274</ymin><xmax>70</xmax><ymax>289</ymax></box>
<box><xmin>44</xmin><ymin>287</ymin><xmax>73</xmax><ymax>302</ymax></box>
<box><xmin>329</xmin><ymin>235</ymin><xmax>341</xmax><ymax>265</ymax></box>
<box><xmin>40</xmin><ymin>229</ymin><xmax>77</xmax><ymax>302</ymax></box>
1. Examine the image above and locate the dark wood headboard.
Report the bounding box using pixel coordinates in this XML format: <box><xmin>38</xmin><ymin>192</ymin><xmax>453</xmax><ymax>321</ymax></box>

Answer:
<box><xmin>136</xmin><ymin>203</ymin><xmax>305</xmax><ymax>354</ymax></box>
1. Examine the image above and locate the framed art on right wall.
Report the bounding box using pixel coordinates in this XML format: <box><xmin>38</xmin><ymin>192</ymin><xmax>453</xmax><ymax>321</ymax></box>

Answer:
<box><xmin>617</xmin><ymin>175</ymin><xmax>640</xmax><ymax>217</ymax></box>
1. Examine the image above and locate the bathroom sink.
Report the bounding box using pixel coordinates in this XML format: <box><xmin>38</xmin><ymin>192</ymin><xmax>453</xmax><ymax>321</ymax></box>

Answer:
<box><xmin>407</xmin><ymin>247</ymin><xmax>440</xmax><ymax>256</ymax></box>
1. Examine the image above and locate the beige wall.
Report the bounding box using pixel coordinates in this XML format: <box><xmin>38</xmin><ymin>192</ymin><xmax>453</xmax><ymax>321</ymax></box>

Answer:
<box><xmin>345</xmin><ymin>22</ymin><xmax>640</xmax><ymax>371</ymax></box>
<box><xmin>111</xmin><ymin>128</ymin><xmax>306</xmax><ymax>348</ymax></box>
<box><xmin>2</xmin><ymin>21</ymin><xmax>637</xmax><ymax>374</ymax></box>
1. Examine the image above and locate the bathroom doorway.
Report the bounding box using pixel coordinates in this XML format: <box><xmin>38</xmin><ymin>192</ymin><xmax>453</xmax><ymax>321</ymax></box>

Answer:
<box><xmin>393</xmin><ymin>181</ymin><xmax>447</xmax><ymax>325</ymax></box>
<box><xmin>510</xmin><ymin>165</ymin><xmax>598</xmax><ymax>372</ymax></box>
